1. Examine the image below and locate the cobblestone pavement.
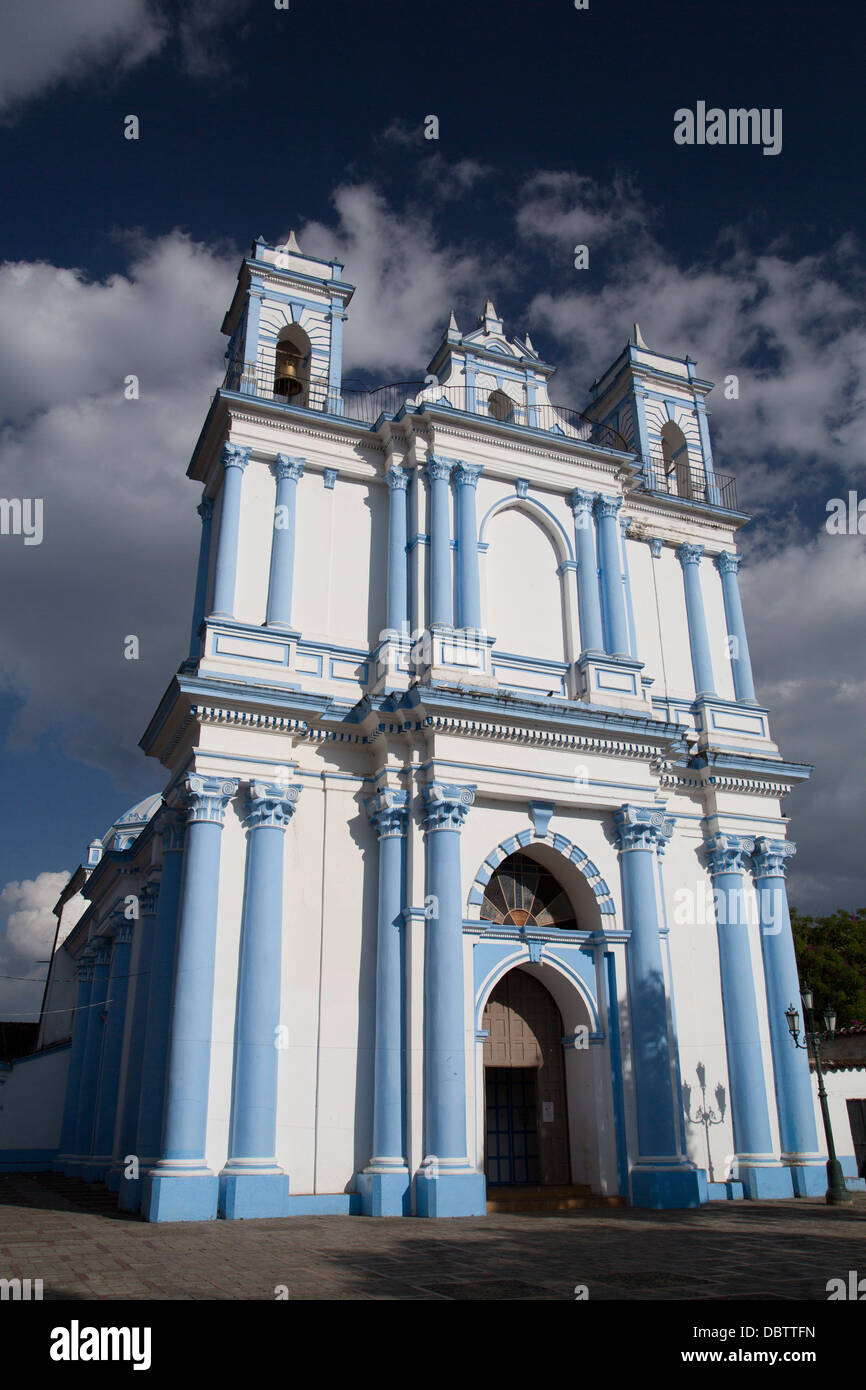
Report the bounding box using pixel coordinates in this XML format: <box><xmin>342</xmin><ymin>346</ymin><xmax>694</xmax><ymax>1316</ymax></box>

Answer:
<box><xmin>1</xmin><ymin>1173</ymin><xmax>864</xmax><ymax>1301</ymax></box>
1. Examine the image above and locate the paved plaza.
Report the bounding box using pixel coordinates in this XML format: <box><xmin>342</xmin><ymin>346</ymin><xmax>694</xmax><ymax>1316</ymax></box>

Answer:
<box><xmin>1</xmin><ymin>1172</ymin><xmax>864</xmax><ymax>1301</ymax></box>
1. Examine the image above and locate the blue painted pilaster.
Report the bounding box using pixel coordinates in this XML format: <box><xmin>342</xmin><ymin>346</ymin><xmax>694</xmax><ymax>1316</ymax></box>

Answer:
<box><xmin>613</xmin><ymin>805</ymin><xmax>703</xmax><ymax>1209</ymax></box>
<box><xmin>55</xmin><ymin>957</ymin><xmax>95</xmax><ymax>1168</ymax></box>
<box><xmin>265</xmin><ymin>455</ymin><xmax>304</xmax><ymax>628</ymax></box>
<box><xmin>384</xmin><ymin>466</ymin><xmax>409</xmax><ymax>635</ymax></box>
<box><xmin>619</xmin><ymin>513</ymin><xmax>637</xmax><ymax>659</ymax></box>
<box><xmin>86</xmin><ymin>920</ymin><xmax>134</xmax><ymax>1181</ymax></box>
<box><xmin>188</xmin><ymin>497</ymin><xmax>214</xmax><ymax>660</ymax></box>
<box><xmin>594</xmin><ymin>495</ymin><xmax>630</xmax><ymax>657</ymax></box>
<box><xmin>694</xmin><ymin>399</ymin><xmax>720</xmax><ymax>504</ymax></box>
<box><xmin>65</xmin><ymin>945</ymin><xmax>110</xmax><ymax>1177</ymax></box>
<box><xmin>417</xmin><ymin>782</ymin><xmax>486</xmax><ymax>1217</ymax></box>
<box><xmin>676</xmin><ymin>543</ymin><xmax>716</xmax><ymax>698</ymax></box>
<box><xmin>119</xmin><ymin>811</ymin><xmax>185</xmax><ymax>1212</ymax></box>
<box><xmin>751</xmin><ymin>838</ymin><xmax>824</xmax><ymax>1195</ymax></box>
<box><xmin>715</xmin><ymin>551</ymin><xmax>758</xmax><ymax>704</ymax></box>
<box><xmin>425</xmin><ymin>457</ymin><xmax>453</xmax><ymax>627</ymax></box>
<box><xmin>704</xmin><ymin>833</ymin><xmax>790</xmax><ymax>1198</ymax></box>
<box><xmin>241</xmin><ymin>289</ymin><xmax>263</xmax><ymax>391</ymax></box>
<box><xmin>327</xmin><ymin>300</ymin><xmax>345</xmax><ymax>413</ymax></box>
<box><xmin>219</xmin><ymin>780</ymin><xmax>301</xmax><ymax>1219</ymax></box>
<box><xmin>211</xmin><ymin>443</ymin><xmax>250</xmax><ymax>619</ymax></box>
<box><xmin>142</xmin><ymin>776</ymin><xmax>238</xmax><ymax>1223</ymax></box>
<box><xmin>632</xmin><ymin>384</ymin><xmax>652</xmax><ymax>483</ymax></box>
<box><xmin>568</xmin><ymin>489</ymin><xmax>604</xmax><ymax>656</ymax></box>
<box><xmin>357</xmin><ymin>790</ymin><xmax>410</xmax><ymax>1216</ymax></box>
<box><xmin>454</xmin><ymin>463</ymin><xmax>482</xmax><ymax>630</ymax></box>
<box><xmin>107</xmin><ymin>882</ymin><xmax>158</xmax><ymax>1192</ymax></box>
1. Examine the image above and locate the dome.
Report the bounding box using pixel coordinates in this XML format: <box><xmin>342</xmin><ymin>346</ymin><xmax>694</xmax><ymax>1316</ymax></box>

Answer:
<box><xmin>100</xmin><ymin>792</ymin><xmax>163</xmax><ymax>853</ymax></box>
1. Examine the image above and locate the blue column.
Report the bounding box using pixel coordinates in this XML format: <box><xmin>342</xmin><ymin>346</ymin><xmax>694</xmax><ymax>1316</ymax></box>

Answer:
<box><xmin>568</xmin><ymin>489</ymin><xmax>604</xmax><ymax>655</ymax></box>
<box><xmin>613</xmin><ymin>805</ymin><xmax>703</xmax><ymax>1209</ymax></box>
<box><xmin>66</xmin><ymin>944</ymin><xmax>110</xmax><ymax>1177</ymax></box>
<box><xmin>704</xmin><ymin>833</ymin><xmax>789</xmax><ymax>1198</ymax></box>
<box><xmin>632</xmin><ymin>385</ymin><xmax>652</xmax><ymax>484</ymax></box>
<box><xmin>357</xmin><ymin>790</ymin><xmax>410</xmax><ymax>1216</ymax></box>
<box><xmin>425</xmin><ymin>457</ymin><xmax>453</xmax><ymax>627</ymax></box>
<box><xmin>55</xmin><ymin>957</ymin><xmax>95</xmax><ymax>1169</ymax></box>
<box><xmin>594</xmin><ymin>495</ymin><xmax>630</xmax><ymax>657</ymax></box>
<box><xmin>108</xmin><ymin>882</ymin><xmax>158</xmax><ymax>1192</ymax></box>
<box><xmin>715</xmin><ymin>551</ymin><xmax>757</xmax><ymax>703</ymax></box>
<box><xmin>142</xmin><ymin>776</ymin><xmax>238</xmax><ymax>1223</ymax></box>
<box><xmin>417</xmin><ymin>782</ymin><xmax>486</xmax><ymax>1217</ymax></box>
<box><xmin>86</xmin><ymin>920</ymin><xmax>134</xmax><ymax>1181</ymax></box>
<box><xmin>619</xmin><ymin>512</ymin><xmax>637</xmax><ymax>659</ymax></box>
<box><xmin>751</xmin><ymin>837</ymin><xmax>824</xmax><ymax>1195</ymax></box>
<box><xmin>188</xmin><ymin>497</ymin><xmax>214</xmax><ymax>660</ymax></box>
<box><xmin>265</xmin><ymin>455</ymin><xmax>304</xmax><ymax>628</ymax></box>
<box><xmin>327</xmin><ymin>299</ymin><xmax>344</xmax><ymax>413</ymax></box>
<box><xmin>211</xmin><ymin>443</ymin><xmax>250</xmax><ymax>619</ymax></box>
<box><xmin>677</xmin><ymin>543</ymin><xmax>716</xmax><ymax>698</ymax></box>
<box><xmin>219</xmin><ymin>780</ymin><xmax>301</xmax><ymax>1219</ymax></box>
<box><xmin>119</xmin><ymin>810</ymin><xmax>185</xmax><ymax>1213</ymax></box>
<box><xmin>241</xmin><ymin>290</ymin><xmax>263</xmax><ymax>393</ymax></box>
<box><xmin>384</xmin><ymin>465</ymin><xmax>409</xmax><ymax>634</ymax></box>
<box><xmin>454</xmin><ymin>464</ymin><xmax>482</xmax><ymax>630</ymax></box>
<box><xmin>694</xmin><ymin>400</ymin><xmax>720</xmax><ymax>503</ymax></box>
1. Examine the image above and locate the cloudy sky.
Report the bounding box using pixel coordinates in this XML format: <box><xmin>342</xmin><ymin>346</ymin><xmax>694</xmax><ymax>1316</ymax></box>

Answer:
<box><xmin>1</xmin><ymin>0</ymin><xmax>864</xmax><ymax>1016</ymax></box>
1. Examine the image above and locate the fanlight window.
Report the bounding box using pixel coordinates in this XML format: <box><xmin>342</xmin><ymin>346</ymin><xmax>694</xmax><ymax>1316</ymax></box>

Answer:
<box><xmin>481</xmin><ymin>852</ymin><xmax>577</xmax><ymax>931</ymax></box>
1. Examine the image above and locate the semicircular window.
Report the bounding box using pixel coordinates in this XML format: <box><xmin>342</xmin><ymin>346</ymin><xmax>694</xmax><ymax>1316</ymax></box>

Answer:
<box><xmin>481</xmin><ymin>852</ymin><xmax>577</xmax><ymax>931</ymax></box>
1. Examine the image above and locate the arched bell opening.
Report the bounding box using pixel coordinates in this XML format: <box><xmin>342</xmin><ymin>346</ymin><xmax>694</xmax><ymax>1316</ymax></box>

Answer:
<box><xmin>273</xmin><ymin>324</ymin><xmax>312</xmax><ymax>405</ymax></box>
<box><xmin>660</xmin><ymin>420</ymin><xmax>693</xmax><ymax>498</ymax></box>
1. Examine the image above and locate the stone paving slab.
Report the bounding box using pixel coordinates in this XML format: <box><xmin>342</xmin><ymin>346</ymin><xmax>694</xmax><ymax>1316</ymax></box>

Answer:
<box><xmin>0</xmin><ymin>1173</ymin><xmax>864</xmax><ymax>1301</ymax></box>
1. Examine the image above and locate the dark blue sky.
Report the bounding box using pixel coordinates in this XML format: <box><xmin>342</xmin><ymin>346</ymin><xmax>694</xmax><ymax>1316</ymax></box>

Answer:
<box><xmin>1</xmin><ymin>0</ymin><xmax>865</xmax><ymax>1013</ymax></box>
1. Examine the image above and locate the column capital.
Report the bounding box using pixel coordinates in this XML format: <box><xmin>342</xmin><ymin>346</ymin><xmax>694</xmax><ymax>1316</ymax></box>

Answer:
<box><xmin>425</xmin><ymin>456</ymin><xmax>454</xmax><ymax>484</ymax></box>
<box><xmin>420</xmin><ymin>782</ymin><xmax>475</xmax><ymax>833</ymax></box>
<box><xmin>91</xmin><ymin>942</ymin><xmax>112</xmax><ymax>969</ymax></box>
<box><xmin>140</xmin><ymin>881</ymin><xmax>159</xmax><ymax>916</ymax></box>
<box><xmin>274</xmin><ymin>454</ymin><xmax>305</xmax><ymax>483</ymax></box>
<box><xmin>454</xmin><ymin>463</ymin><xmax>482</xmax><ymax>489</ymax></box>
<box><xmin>76</xmin><ymin>955</ymin><xmax>95</xmax><ymax>984</ymax></box>
<box><xmin>112</xmin><ymin>921</ymin><xmax>135</xmax><ymax>948</ymax></box>
<box><xmin>593</xmin><ymin>493</ymin><xmax>622</xmax><ymax>520</ymax></box>
<box><xmin>154</xmin><ymin>805</ymin><xmax>185</xmax><ymax>852</ymax></box>
<box><xmin>221</xmin><ymin>442</ymin><xmax>251</xmax><ymax>473</ymax></box>
<box><xmin>715</xmin><ymin>549</ymin><xmax>742</xmax><ymax>576</ymax></box>
<box><xmin>197</xmin><ymin>497</ymin><xmax>214</xmax><ymax>523</ymax></box>
<box><xmin>676</xmin><ymin>541</ymin><xmax>705</xmax><ymax>568</ymax></box>
<box><xmin>365</xmin><ymin>788</ymin><xmax>408</xmax><ymax>839</ymax></box>
<box><xmin>648</xmin><ymin>537</ymin><xmax>663</xmax><ymax>558</ymax></box>
<box><xmin>613</xmin><ymin>803</ymin><xmax>674</xmax><ymax>852</ymax></box>
<box><xmin>243</xmin><ymin>780</ymin><xmax>302</xmax><ymax>830</ymax></box>
<box><xmin>179</xmin><ymin>775</ymin><xmax>239</xmax><ymax>826</ymax></box>
<box><xmin>384</xmin><ymin>464</ymin><xmax>408</xmax><ymax>492</ymax></box>
<box><xmin>619</xmin><ymin>513</ymin><xmax>633</xmax><ymax>537</ymax></box>
<box><xmin>568</xmin><ymin>485</ymin><xmax>595</xmax><ymax>519</ymax></box>
<box><xmin>750</xmin><ymin>837</ymin><xmax>796</xmax><ymax>879</ymax></box>
<box><xmin>703</xmin><ymin>830</ymin><xmax>754</xmax><ymax>876</ymax></box>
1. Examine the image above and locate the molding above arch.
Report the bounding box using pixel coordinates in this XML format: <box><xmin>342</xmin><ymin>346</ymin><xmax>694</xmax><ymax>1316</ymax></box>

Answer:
<box><xmin>467</xmin><ymin>828</ymin><xmax>617</xmax><ymax>922</ymax></box>
<box><xmin>478</xmin><ymin>494</ymin><xmax>574</xmax><ymax>566</ymax></box>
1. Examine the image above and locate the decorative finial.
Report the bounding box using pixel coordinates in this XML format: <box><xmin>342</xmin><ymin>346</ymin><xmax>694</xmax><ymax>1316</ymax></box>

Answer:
<box><xmin>285</xmin><ymin>229</ymin><xmax>301</xmax><ymax>253</ymax></box>
<box><xmin>447</xmin><ymin>308</ymin><xmax>459</xmax><ymax>334</ymax></box>
<box><xmin>633</xmin><ymin>322</ymin><xmax>648</xmax><ymax>348</ymax></box>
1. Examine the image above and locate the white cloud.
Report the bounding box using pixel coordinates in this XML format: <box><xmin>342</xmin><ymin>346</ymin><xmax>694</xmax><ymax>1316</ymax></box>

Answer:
<box><xmin>0</xmin><ymin>0</ymin><xmax>167</xmax><ymax>115</ymax></box>
<box><xmin>0</xmin><ymin>871</ymin><xmax>71</xmax><ymax>1019</ymax></box>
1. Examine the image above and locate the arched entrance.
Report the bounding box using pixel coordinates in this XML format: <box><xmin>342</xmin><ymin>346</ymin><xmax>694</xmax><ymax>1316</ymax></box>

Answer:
<box><xmin>482</xmin><ymin>970</ymin><xmax>570</xmax><ymax>1187</ymax></box>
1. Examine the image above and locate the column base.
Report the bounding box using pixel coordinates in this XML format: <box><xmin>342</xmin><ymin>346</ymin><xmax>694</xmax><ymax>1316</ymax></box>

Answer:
<box><xmin>79</xmin><ymin>1158</ymin><xmax>110</xmax><ymax>1183</ymax></box>
<box><xmin>415</xmin><ymin>1169</ymin><xmax>487</xmax><ymax>1218</ymax></box>
<box><xmin>786</xmin><ymin>1162</ymin><xmax>829</xmax><ymax>1197</ymax></box>
<box><xmin>356</xmin><ymin>1168</ymin><xmax>411</xmax><ymax>1217</ymax></box>
<box><xmin>142</xmin><ymin>1169</ymin><xmax>219</xmax><ymax>1223</ymax></box>
<box><xmin>733</xmin><ymin>1161</ymin><xmax>795</xmax><ymax>1200</ymax></box>
<box><xmin>630</xmin><ymin>1165</ymin><xmax>706</xmax><ymax>1210</ymax></box>
<box><xmin>218</xmin><ymin>1170</ymin><xmax>291</xmax><ymax>1220</ymax></box>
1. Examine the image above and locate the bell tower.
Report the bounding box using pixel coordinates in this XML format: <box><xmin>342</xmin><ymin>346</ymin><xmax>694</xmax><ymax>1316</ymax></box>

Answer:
<box><xmin>221</xmin><ymin>230</ymin><xmax>354</xmax><ymax>414</ymax></box>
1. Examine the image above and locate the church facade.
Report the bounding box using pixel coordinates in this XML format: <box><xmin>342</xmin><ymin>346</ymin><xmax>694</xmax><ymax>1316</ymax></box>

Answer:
<box><xmin>5</xmin><ymin>233</ymin><xmax>863</xmax><ymax>1221</ymax></box>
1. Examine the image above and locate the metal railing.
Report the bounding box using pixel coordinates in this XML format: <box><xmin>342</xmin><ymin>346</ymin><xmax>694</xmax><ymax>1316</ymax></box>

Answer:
<box><xmin>221</xmin><ymin>359</ymin><xmax>628</xmax><ymax>452</ymax></box>
<box><xmin>639</xmin><ymin>454</ymin><xmax>738</xmax><ymax>511</ymax></box>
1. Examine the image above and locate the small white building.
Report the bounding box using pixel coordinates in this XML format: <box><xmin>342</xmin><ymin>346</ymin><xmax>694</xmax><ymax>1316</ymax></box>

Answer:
<box><xmin>3</xmin><ymin>234</ymin><xmax>864</xmax><ymax>1219</ymax></box>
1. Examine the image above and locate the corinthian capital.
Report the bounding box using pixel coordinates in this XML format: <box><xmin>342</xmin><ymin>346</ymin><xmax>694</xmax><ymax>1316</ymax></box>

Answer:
<box><xmin>676</xmin><ymin>542</ymin><xmax>705</xmax><ymax>568</ymax></box>
<box><xmin>568</xmin><ymin>487</ymin><xmax>596</xmax><ymax>516</ymax></box>
<box><xmin>593</xmin><ymin>493</ymin><xmax>622</xmax><ymax>521</ymax></box>
<box><xmin>425</xmin><ymin>456</ymin><xmax>454</xmax><ymax>484</ymax></box>
<box><xmin>703</xmin><ymin>831</ymin><xmax>755</xmax><ymax>877</ymax></box>
<box><xmin>750</xmin><ymin>837</ymin><xmax>796</xmax><ymax>880</ymax></box>
<box><xmin>221</xmin><ymin>442</ymin><xmax>251</xmax><ymax>472</ymax></box>
<box><xmin>454</xmin><ymin>463</ymin><xmax>482</xmax><ymax>489</ymax></box>
<box><xmin>715</xmin><ymin>550</ymin><xmax>742</xmax><ymax>576</ymax></box>
<box><xmin>274</xmin><ymin>454</ymin><xmax>305</xmax><ymax>483</ymax></box>
<box><xmin>420</xmin><ymin>781</ymin><xmax>475</xmax><ymax>833</ymax></box>
<box><xmin>180</xmin><ymin>775</ymin><xmax>239</xmax><ymax>826</ymax></box>
<box><xmin>365</xmin><ymin>788</ymin><xmax>409</xmax><ymax>839</ymax></box>
<box><xmin>385</xmin><ymin>465</ymin><xmax>408</xmax><ymax>492</ymax></box>
<box><xmin>613</xmin><ymin>803</ymin><xmax>674</xmax><ymax>853</ymax></box>
<box><xmin>243</xmin><ymin>780</ymin><xmax>302</xmax><ymax>830</ymax></box>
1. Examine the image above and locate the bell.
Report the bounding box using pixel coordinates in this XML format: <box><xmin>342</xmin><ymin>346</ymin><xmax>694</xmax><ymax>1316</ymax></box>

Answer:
<box><xmin>273</xmin><ymin>350</ymin><xmax>306</xmax><ymax>399</ymax></box>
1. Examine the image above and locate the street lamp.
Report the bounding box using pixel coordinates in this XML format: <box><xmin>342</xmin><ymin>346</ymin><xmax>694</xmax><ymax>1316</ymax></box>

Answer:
<box><xmin>786</xmin><ymin>986</ymin><xmax>852</xmax><ymax>1205</ymax></box>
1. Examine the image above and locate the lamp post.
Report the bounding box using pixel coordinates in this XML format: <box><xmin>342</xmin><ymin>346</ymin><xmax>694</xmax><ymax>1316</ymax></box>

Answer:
<box><xmin>785</xmin><ymin>987</ymin><xmax>852</xmax><ymax>1205</ymax></box>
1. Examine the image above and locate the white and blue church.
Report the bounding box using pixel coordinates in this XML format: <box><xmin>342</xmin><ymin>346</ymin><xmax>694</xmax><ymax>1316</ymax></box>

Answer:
<box><xmin>3</xmin><ymin>233</ymin><xmax>864</xmax><ymax>1220</ymax></box>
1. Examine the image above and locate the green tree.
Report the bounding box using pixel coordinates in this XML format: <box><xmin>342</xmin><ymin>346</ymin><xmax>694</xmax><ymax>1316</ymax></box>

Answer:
<box><xmin>790</xmin><ymin>907</ymin><xmax>866</xmax><ymax>1027</ymax></box>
